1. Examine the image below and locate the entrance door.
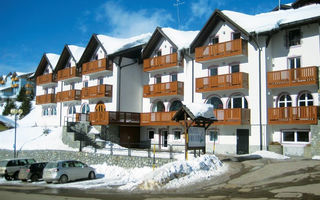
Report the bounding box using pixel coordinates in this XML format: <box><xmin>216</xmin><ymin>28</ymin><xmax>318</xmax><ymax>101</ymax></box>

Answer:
<box><xmin>95</xmin><ymin>102</ymin><xmax>106</xmax><ymax>123</ymax></box>
<box><xmin>236</xmin><ymin>129</ymin><xmax>249</xmax><ymax>154</ymax></box>
<box><xmin>162</xmin><ymin>130</ymin><xmax>168</xmax><ymax>147</ymax></box>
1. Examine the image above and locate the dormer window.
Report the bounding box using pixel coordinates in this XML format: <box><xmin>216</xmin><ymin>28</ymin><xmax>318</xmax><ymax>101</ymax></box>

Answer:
<box><xmin>170</xmin><ymin>47</ymin><xmax>177</xmax><ymax>53</ymax></box>
<box><xmin>232</xmin><ymin>32</ymin><xmax>241</xmax><ymax>40</ymax></box>
<box><xmin>209</xmin><ymin>36</ymin><xmax>219</xmax><ymax>45</ymax></box>
<box><xmin>66</xmin><ymin>62</ymin><xmax>71</xmax><ymax>68</ymax></box>
<box><xmin>155</xmin><ymin>76</ymin><xmax>161</xmax><ymax>84</ymax></box>
<box><xmin>156</xmin><ymin>50</ymin><xmax>162</xmax><ymax>57</ymax></box>
<box><xmin>44</xmin><ymin>68</ymin><xmax>49</xmax><ymax>74</ymax></box>
<box><xmin>288</xmin><ymin>29</ymin><xmax>301</xmax><ymax>46</ymax></box>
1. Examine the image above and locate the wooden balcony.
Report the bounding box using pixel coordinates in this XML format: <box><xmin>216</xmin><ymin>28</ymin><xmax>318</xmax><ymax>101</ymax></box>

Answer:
<box><xmin>25</xmin><ymin>83</ymin><xmax>33</xmax><ymax>88</ymax></box>
<box><xmin>82</xmin><ymin>58</ymin><xmax>113</xmax><ymax>76</ymax></box>
<box><xmin>57</xmin><ymin>67</ymin><xmax>80</xmax><ymax>81</ymax></box>
<box><xmin>196</xmin><ymin>72</ymin><xmax>248</xmax><ymax>93</ymax></box>
<box><xmin>140</xmin><ymin>111</ymin><xmax>179</xmax><ymax>126</ymax></box>
<box><xmin>267</xmin><ymin>66</ymin><xmax>318</xmax><ymax>88</ymax></box>
<box><xmin>81</xmin><ymin>84</ymin><xmax>112</xmax><ymax>99</ymax></box>
<box><xmin>143</xmin><ymin>53</ymin><xmax>182</xmax><ymax>72</ymax></box>
<box><xmin>268</xmin><ymin>106</ymin><xmax>318</xmax><ymax>125</ymax></box>
<box><xmin>87</xmin><ymin>111</ymin><xmax>140</xmax><ymax>126</ymax></box>
<box><xmin>56</xmin><ymin>90</ymin><xmax>81</xmax><ymax>102</ymax></box>
<box><xmin>143</xmin><ymin>81</ymin><xmax>184</xmax><ymax>98</ymax></box>
<box><xmin>11</xmin><ymin>83</ymin><xmax>19</xmax><ymax>88</ymax></box>
<box><xmin>36</xmin><ymin>94</ymin><xmax>56</xmax><ymax>105</ymax></box>
<box><xmin>36</xmin><ymin>73</ymin><xmax>56</xmax><ymax>86</ymax></box>
<box><xmin>195</xmin><ymin>39</ymin><xmax>248</xmax><ymax>63</ymax></box>
<box><xmin>213</xmin><ymin>108</ymin><xmax>250</xmax><ymax>125</ymax></box>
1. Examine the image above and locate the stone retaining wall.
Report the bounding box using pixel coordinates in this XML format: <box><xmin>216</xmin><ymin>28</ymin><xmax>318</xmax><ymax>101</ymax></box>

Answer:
<box><xmin>0</xmin><ymin>149</ymin><xmax>174</xmax><ymax>168</ymax></box>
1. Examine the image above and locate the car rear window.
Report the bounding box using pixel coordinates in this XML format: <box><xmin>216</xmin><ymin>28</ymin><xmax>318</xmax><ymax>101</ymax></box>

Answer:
<box><xmin>0</xmin><ymin>161</ymin><xmax>8</xmax><ymax>167</ymax></box>
<box><xmin>45</xmin><ymin>162</ymin><xmax>58</xmax><ymax>169</ymax></box>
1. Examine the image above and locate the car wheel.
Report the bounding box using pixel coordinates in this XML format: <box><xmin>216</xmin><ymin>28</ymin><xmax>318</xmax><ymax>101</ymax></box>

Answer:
<box><xmin>21</xmin><ymin>179</ymin><xmax>28</xmax><ymax>182</ymax></box>
<box><xmin>31</xmin><ymin>174</ymin><xmax>39</xmax><ymax>182</ymax></box>
<box><xmin>4</xmin><ymin>174</ymin><xmax>11</xmax><ymax>181</ymax></box>
<box><xmin>13</xmin><ymin>172</ymin><xmax>19</xmax><ymax>180</ymax></box>
<box><xmin>59</xmin><ymin>175</ymin><xmax>68</xmax><ymax>184</ymax></box>
<box><xmin>45</xmin><ymin>181</ymin><xmax>52</xmax><ymax>184</ymax></box>
<box><xmin>88</xmin><ymin>171</ymin><xmax>95</xmax><ymax>180</ymax></box>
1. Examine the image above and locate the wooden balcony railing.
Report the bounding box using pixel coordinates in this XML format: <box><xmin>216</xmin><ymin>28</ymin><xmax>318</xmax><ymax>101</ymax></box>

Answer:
<box><xmin>195</xmin><ymin>39</ymin><xmax>248</xmax><ymax>62</ymax></box>
<box><xmin>267</xmin><ymin>66</ymin><xmax>318</xmax><ymax>88</ymax></box>
<box><xmin>143</xmin><ymin>53</ymin><xmax>182</xmax><ymax>72</ymax></box>
<box><xmin>76</xmin><ymin>113</ymin><xmax>90</xmax><ymax>122</ymax></box>
<box><xmin>81</xmin><ymin>84</ymin><xmax>112</xmax><ymax>99</ymax></box>
<box><xmin>57</xmin><ymin>66</ymin><xmax>80</xmax><ymax>81</ymax></box>
<box><xmin>11</xmin><ymin>83</ymin><xmax>19</xmax><ymax>88</ymax></box>
<box><xmin>36</xmin><ymin>73</ymin><xmax>56</xmax><ymax>85</ymax></box>
<box><xmin>140</xmin><ymin>111</ymin><xmax>179</xmax><ymax>126</ymax></box>
<box><xmin>25</xmin><ymin>83</ymin><xmax>33</xmax><ymax>88</ymax></box>
<box><xmin>213</xmin><ymin>108</ymin><xmax>250</xmax><ymax>125</ymax></box>
<box><xmin>82</xmin><ymin>58</ymin><xmax>113</xmax><ymax>75</ymax></box>
<box><xmin>36</xmin><ymin>94</ymin><xmax>56</xmax><ymax>105</ymax></box>
<box><xmin>268</xmin><ymin>106</ymin><xmax>318</xmax><ymax>125</ymax></box>
<box><xmin>196</xmin><ymin>72</ymin><xmax>248</xmax><ymax>93</ymax></box>
<box><xmin>56</xmin><ymin>90</ymin><xmax>81</xmax><ymax>102</ymax></box>
<box><xmin>143</xmin><ymin>81</ymin><xmax>184</xmax><ymax>98</ymax></box>
<box><xmin>86</xmin><ymin>111</ymin><xmax>140</xmax><ymax>125</ymax></box>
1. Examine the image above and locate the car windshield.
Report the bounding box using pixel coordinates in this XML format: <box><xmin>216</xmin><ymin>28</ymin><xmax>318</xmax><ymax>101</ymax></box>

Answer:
<box><xmin>0</xmin><ymin>161</ymin><xmax>8</xmax><ymax>167</ymax></box>
<box><xmin>45</xmin><ymin>162</ymin><xmax>58</xmax><ymax>169</ymax></box>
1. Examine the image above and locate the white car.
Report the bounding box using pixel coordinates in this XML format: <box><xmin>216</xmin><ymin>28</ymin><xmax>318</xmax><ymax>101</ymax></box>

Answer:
<box><xmin>43</xmin><ymin>160</ymin><xmax>96</xmax><ymax>184</ymax></box>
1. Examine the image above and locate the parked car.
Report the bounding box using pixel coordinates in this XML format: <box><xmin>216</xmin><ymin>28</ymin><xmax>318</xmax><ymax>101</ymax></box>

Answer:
<box><xmin>43</xmin><ymin>160</ymin><xmax>96</xmax><ymax>184</ymax></box>
<box><xmin>0</xmin><ymin>158</ymin><xmax>36</xmax><ymax>180</ymax></box>
<box><xmin>18</xmin><ymin>162</ymin><xmax>47</xmax><ymax>182</ymax></box>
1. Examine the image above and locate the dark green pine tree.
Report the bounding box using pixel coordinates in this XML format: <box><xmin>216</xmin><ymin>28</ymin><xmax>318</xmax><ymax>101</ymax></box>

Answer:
<box><xmin>2</xmin><ymin>99</ymin><xmax>17</xmax><ymax>116</ymax></box>
<box><xmin>19</xmin><ymin>98</ymin><xmax>31</xmax><ymax>119</ymax></box>
<box><xmin>16</xmin><ymin>86</ymin><xmax>27</xmax><ymax>102</ymax></box>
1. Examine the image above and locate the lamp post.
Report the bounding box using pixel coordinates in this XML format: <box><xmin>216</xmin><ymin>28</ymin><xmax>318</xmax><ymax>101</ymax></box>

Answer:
<box><xmin>10</xmin><ymin>108</ymin><xmax>23</xmax><ymax>158</ymax></box>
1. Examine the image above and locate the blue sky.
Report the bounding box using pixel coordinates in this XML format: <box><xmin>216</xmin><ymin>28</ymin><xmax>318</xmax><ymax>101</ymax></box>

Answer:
<box><xmin>0</xmin><ymin>0</ymin><xmax>292</xmax><ymax>75</ymax></box>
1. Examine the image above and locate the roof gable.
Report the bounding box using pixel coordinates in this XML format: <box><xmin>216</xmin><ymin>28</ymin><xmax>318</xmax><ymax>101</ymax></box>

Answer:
<box><xmin>55</xmin><ymin>45</ymin><xmax>85</xmax><ymax>72</ymax></box>
<box><xmin>34</xmin><ymin>53</ymin><xmax>59</xmax><ymax>77</ymax></box>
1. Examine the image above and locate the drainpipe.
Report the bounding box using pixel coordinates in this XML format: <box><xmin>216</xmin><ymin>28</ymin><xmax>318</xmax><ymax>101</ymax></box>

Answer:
<box><xmin>183</xmin><ymin>49</ymin><xmax>195</xmax><ymax>103</ymax></box>
<box><xmin>59</xmin><ymin>81</ymin><xmax>63</xmax><ymax>127</ymax></box>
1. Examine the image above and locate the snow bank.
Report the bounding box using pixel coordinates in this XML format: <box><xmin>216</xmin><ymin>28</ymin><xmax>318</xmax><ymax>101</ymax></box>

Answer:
<box><xmin>251</xmin><ymin>150</ymin><xmax>290</xmax><ymax>160</ymax></box>
<box><xmin>0</xmin><ymin>115</ymin><xmax>15</xmax><ymax>127</ymax></box>
<box><xmin>312</xmin><ymin>156</ymin><xmax>320</xmax><ymax>160</ymax></box>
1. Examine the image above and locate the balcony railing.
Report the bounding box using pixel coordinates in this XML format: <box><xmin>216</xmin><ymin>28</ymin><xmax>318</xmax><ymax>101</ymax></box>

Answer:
<box><xmin>195</xmin><ymin>39</ymin><xmax>248</xmax><ymax>62</ymax></box>
<box><xmin>81</xmin><ymin>84</ymin><xmax>112</xmax><ymax>99</ymax></box>
<box><xmin>86</xmin><ymin>111</ymin><xmax>140</xmax><ymax>125</ymax></box>
<box><xmin>267</xmin><ymin>66</ymin><xmax>318</xmax><ymax>88</ymax></box>
<box><xmin>213</xmin><ymin>108</ymin><xmax>250</xmax><ymax>125</ymax></box>
<box><xmin>36</xmin><ymin>94</ymin><xmax>56</xmax><ymax>105</ymax></box>
<box><xmin>143</xmin><ymin>53</ymin><xmax>182</xmax><ymax>72</ymax></box>
<box><xmin>36</xmin><ymin>73</ymin><xmax>56</xmax><ymax>86</ymax></box>
<box><xmin>25</xmin><ymin>83</ymin><xmax>33</xmax><ymax>88</ymax></box>
<box><xmin>268</xmin><ymin>106</ymin><xmax>318</xmax><ymax>125</ymax></box>
<box><xmin>140</xmin><ymin>111</ymin><xmax>179</xmax><ymax>126</ymax></box>
<box><xmin>11</xmin><ymin>83</ymin><xmax>19</xmax><ymax>88</ymax></box>
<box><xmin>143</xmin><ymin>81</ymin><xmax>184</xmax><ymax>98</ymax></box>
<box><xmin>56</xmin><ymin>90</ymin><xmax>81</xmax><ymax>102</ymax></box>
<box><xmin>82</xmin><ymin>58</ymin><xmax>113</xmax><ymax>75</ymax></box>
<box><xmin>57</xmin><ymin>66</ymin><xmax>80</xmax><ymax>81</ymax></box>
<box><xmin>196</xmin><ymin>72</ymin><xmax>248</xmax><ymax>93</ymax></box>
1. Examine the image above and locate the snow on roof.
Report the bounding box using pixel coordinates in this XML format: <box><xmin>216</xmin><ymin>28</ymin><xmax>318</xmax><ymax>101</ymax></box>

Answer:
<box><xmin>67</xmin><ymin>45</ymin><xmax>85</xmax><ymax>63</ymax></box>
<box><xmin>0</xmin><ymin>115</ymin><xmax>15</xmax><ymax>127</ymax></box>
<box><xmin>45</xmin><ymin>53</ymin><xmax>60</xmax><ymax>70</ymax></box>
<box><xmin>186</xmin><ymin>103</ymin><xmax>215</xmax><ymax>119</ymax></box>
<box><xmin>96</xmin><ymin>33</ymin><xmax>152</xmax><ymax>55</ymax></box>
<box><xmin>0</xmin><ymin>85</ymin><xmax>12</xmax><ymax>91</ymax></box>
<box><xmin>88</xmin><ymin>126</ymin><xmax>100</xmax><ymax>135</ymax></box>
<box><xmin>161</xmin><ymin>27</ymin><xmax>199</xmax><ymax>49</ymax></box>
<box><xmin>223</xmin><ymin>4</ymin><xmax>320</xmax><ymax>33</ymax></box>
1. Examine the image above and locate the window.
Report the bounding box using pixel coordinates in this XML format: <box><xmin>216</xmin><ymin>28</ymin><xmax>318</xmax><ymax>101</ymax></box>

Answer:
<box><xmin>228</xmin><ymin>95</ymin><xmax>248</xmax><ymax>108</ymax></box>
<box><xmin>171</xmin><ymin>74</ymin><xmax>177</xmax><ymax>82</ymax></box>
<box><xmin>209</xmin><ymin>67</ymin><xmax>218</xmax><ymax>76</ymax></box>
<box><xmin>43</xmin><ymin>108</ymin><xmax>48</xmax><ymax>116</ymax></box>
<box><xmin>288</xmin><ymin>29</ymin><xmax>301</xmax><ymax>46</ymax></box>
<box><xmin>278</xmin><ymin>94</ymin><xmax>292</xmax><ymax>107</ymax></box>
<box><xmin>210</xmin><ymin>36</ymin><xmax>219</xmax><ymax>45</ymax></box>
<box><xmin>232</xmin><ymin>32</ymin><xmax>241</xmax><ymax>40</ymax></box>
<box><xmin>156</xmin><ymin>50</ymin><xmax>162</xmax><ymax>57</ymax></box>
<box><xmin>298</xmin><ymin>92</ymin><xmax>313</xmax><ymax>106</ymax></box>
<box><xmin>174</xmin><ymin>131</ymin><xmax>181</xmax><ymax>140</ymax></box>
<box><xmin>99</xmin><ymin>78</ymin><xmax>104</xmax><ymax>85</ymax></box>
<box><xmin>288</xmin><ymin>57</ymin><xmax>301</xmax><ymax>69</ymax></box>
<box><xmin>70</xmin><ymin>83</ymin><xmax>75</xmax><ymax>90</ymax></box>
<box><xmin>68</xmin><ymin>105</ymin><xmax>76</xmax><ymax>115</ymax></box>
<box><xmin>82</xmin><ymin>104</ymin><xmax>90</xmax><ymax>114</ymax></box>
<box><xmin>207</xmin><ymin>96</ymin><xmax>223</xmax><ymax>109</ymax></box>
<box><xmin>170</xmin><ymin>100</ymin><xmax>183</xmax><ymax>111</ymax></box>
<box><xmin>171</xmin><ymin>47</ymin><xmax>177</xmax><ymax>53</ymax></box>
<box><xmin>155</xmin><ymin>76</ymin><xmax>161</xmax><ymax>84</ymax></box>
<box><xmin>94</xmin><ymin>54</ymin><xmax>98</xmax><ymax>60</ymax></box>
<box><xmin>152</xmin><ymin>101</ymin><xmax>165</xmax><ymax>112</ymax></box>
<box><xmin>282</xmin><ymin>130</ymin><xmax>310</xmax><ymax>143</ymax></box>
<box><xmin>209</xmin><ymin>131</ymin><xmax>218</xmax><ymax>142</ymax></box>
<box><xmin>83</xmin><ymin>81</ymin><xmax>88</xmax><ymax>88</ymax></box>
<box><xmin>66</xmin><ymin>62</ymin><xmax>71</xmax><ymax>68</ymax></box>
<box><xmin>44</xmin><ymin>88</ymin><xmax>48</xmax><ymax>94</ymax></box>
<box><xmin>230</xmin><ymin>64</ymin><xmax>240</xmax><ymax>73</ymax></box>
<box><xmin>51</xmin><ymin>106</ymin><xmax>57</xmax><ymax>115</ymax></box>
<box><xmin>148</xmin><ymin>130</ymin><xmax>154</xmax><ymax>139</ymax></box>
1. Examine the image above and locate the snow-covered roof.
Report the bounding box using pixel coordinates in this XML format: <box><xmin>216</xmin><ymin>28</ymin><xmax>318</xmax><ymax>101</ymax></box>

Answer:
<box><xmin>0</xmin><ymin>85</ymin><xmax>12</xmax><ymax>91</ymax></box>
<box><xmin>0</xmin><ymin>115</ymin><xmax>15</xmax><ymax>127</ymax></box>
<box><xmin>223</xmin><ymin>4</ymin><xmax>320</xmax><ymax>33</ymax></box>
<box><xmin>45</xmin><ymin>53</ymin><xmax>60</xmax><ymax>70</ymax></box>
<box><xmin>96</xmin><ymin>33</ymin><xmax>152</xmax><ymax>55</ymax></box>
<box><xmin>186</xmin><ymin>103</ymin><xmax>215</xmax><ymax>119</ymax></box>
<box><xmin>161</xmin><ymin>27</ymin><xmax>199</xmax><ymax>50</ymax></box>
<box><xmin>67</xmin><ymin>45</ymin><xmax>85</xmax><ymax>63</ymax></box>
<box><xmin>88</xmin><ymin>127</ymin><xmax>100</xmax><ymax>135</ymax></box>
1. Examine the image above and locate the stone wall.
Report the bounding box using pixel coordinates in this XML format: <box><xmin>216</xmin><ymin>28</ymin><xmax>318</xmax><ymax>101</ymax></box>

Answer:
<box><xmin>0</xmin><ymin>149</ymin><xmax>173</xmax><ymax>168</ymax></box>
<box><xmin>311</xmin><ymin>121</ymin><xmax>320</xmax><ymax>156</ymax></box>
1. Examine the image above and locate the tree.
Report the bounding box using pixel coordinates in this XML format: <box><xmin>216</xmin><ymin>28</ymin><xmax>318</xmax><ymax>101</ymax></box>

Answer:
<box><xmin>19</xmin><ymin>98</ymin><xmax>31</xmax><ymax>119</ymax></box>
<box><xmin>2</xmin><ymin>99</ymin><xmax>16</xmax><ymax>116</ymax></box>
<box><xmin>17</xmin><ymin>86</ymin><xmax>26</xmax><ymax>102</ymax></box>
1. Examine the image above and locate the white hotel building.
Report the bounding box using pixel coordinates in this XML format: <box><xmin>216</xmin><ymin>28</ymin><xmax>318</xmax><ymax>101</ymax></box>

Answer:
<box><xmin>34</xmin><ymin>0</ymin><xmax>320</xmax><ymax>156</ymax></box>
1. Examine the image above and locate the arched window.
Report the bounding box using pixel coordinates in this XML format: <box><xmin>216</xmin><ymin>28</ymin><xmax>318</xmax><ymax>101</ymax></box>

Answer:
<box><xmin>169</xmin><ymin>100</ymin><xmax>183</xmax><ymax>111</ymax></box>
<box><xmin>278</xmin><ymin>94</ymin><xmax>292</xmax><ymax>107</ymax></box>
<box><xmin>68</xmin><ymin>105</ymin><xmax>76</xmax><ymax>115</ymax></box>
<box><xmin>228</xmin><ymin>95</ymin><xmax>248</xmax><ymax>108</ymax></box>
<box><xmin>95</xmin><ymin>102</ymin><xmax>105</xmax><ymax>112</ymax></box>
<box><xmin>298</xmin><ymin>92</ymin><xmax>313</xmax><ymax>106</ymax></box>
<box><xmin>206</xmin><ymin>96</ymin><xmax>223</xmax><ymax>109</ymax></box>
<box><xmin>43</xmin><ymin>108</ymin><xmax>48</xmax><ymax>116</ymax></box>
<box><xmin>51</xmin><ymin>106</ymin><xmax>57</xmax><ymax>115</ymax></box>
<box><xmin>81</xmin><ymin>104</ymin><xmax>90</xmax><ymax>114</ymax></box>
<box><xmin>152</xmin><ymin>101</ymin><xmax>165</xmax><ymax>112</ymax></box>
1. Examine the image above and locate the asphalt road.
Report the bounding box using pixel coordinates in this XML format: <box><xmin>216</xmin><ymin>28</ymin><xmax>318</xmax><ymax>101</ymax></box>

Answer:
<box><xmin>1</xmin><ymin>158</ymin><xmax>320</xmax><ymax>200</ymax></box>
